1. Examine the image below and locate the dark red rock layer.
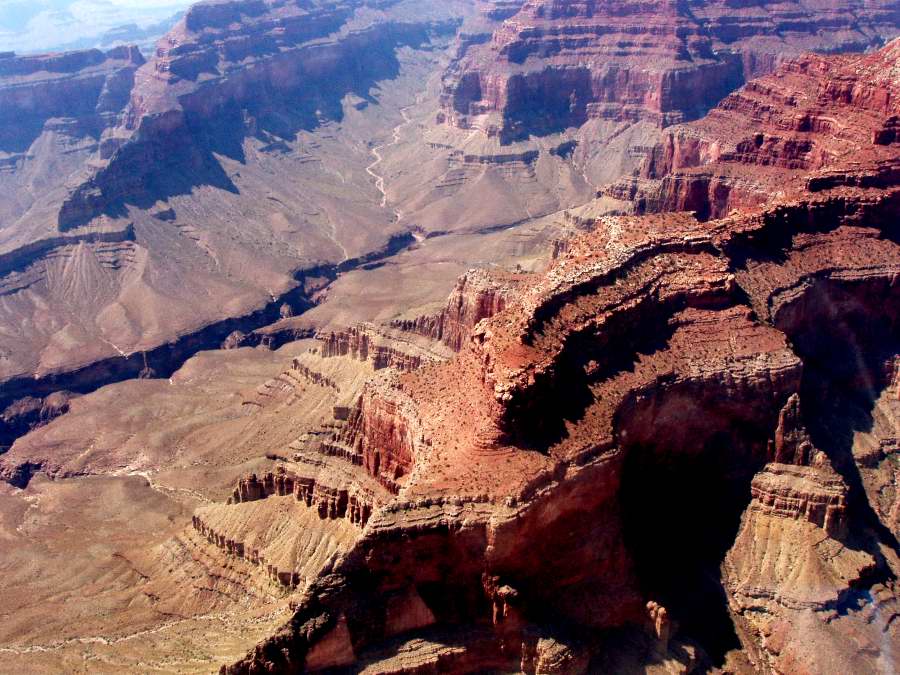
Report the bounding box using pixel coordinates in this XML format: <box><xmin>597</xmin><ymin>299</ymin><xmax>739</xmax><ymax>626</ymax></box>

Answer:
<box><xmin>440</xmin><ymin>0</ymin><xmax>900</xmax><ymax>142</ymax></box>
<box><xmin>225</xmin><ymin>40</ymin><xmax>900</xmax><ymax>674</ymax></box>
<box><xmin>391</xmin><ymin>268</ymin><xmax>529</xmax><ymax>351</ymax></box>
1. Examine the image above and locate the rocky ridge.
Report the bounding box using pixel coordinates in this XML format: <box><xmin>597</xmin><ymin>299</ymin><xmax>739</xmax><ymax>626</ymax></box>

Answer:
<box><xmin>224</xmin><ymin>39</ymin><xmax>900</xmax><ymax>674</ymax></box>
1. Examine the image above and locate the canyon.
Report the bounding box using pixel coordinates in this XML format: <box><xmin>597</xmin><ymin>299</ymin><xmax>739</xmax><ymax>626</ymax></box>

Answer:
<box><xmin>1</xmin><ymin>0</ymin><xmax>900</xmax><ymax>672</ymax></box>
<box><xmin>223</xmin><ymin>37</ymin><xmax>900</xmax><ymax>673</ymax></box>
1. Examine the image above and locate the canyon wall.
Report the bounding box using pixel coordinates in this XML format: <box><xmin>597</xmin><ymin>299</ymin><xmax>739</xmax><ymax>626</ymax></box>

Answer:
<box><xmin>59</xmin><ymin>0</ymin><xmax>457</xmax><ymax>229</ymax></box>
<box><xmin>440</xmin><ymin>0</ymin><xmax>900</xmax><ymax>142</ymax></box>
<box><xmin>225</xmin><ymin>39</ymin><xmax>900</xmax><ymax>674</ymax></box>
<box><xmin>391</xmin><ymin>268</ymin><xmax>529</xmax><ymax>351</ymax></box>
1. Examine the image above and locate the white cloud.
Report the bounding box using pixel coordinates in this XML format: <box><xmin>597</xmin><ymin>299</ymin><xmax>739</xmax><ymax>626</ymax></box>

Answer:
<box><xmin>0</xmin><ymin>0</ymin><xmax>193</xmax><ymax>53</ymax></box>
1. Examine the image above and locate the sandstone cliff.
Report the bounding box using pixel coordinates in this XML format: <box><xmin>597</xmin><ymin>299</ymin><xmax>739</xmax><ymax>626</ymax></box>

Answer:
<box><xmin>440</xmin><ymin>0</ymin><xmax>900</xmax><ymax>143</ymax></box>
<box><xmin>225</xmin><ymin>40</ymin><xmax>900</xmax><ymax>674</ymax></box>
<box><xmin>315</xmin><ymin>324</ymin><xmax>445</xmax><ymax>372</ymax></box>
<box><xmin>391</xmin><ymin>268</ymin><xmax>529</xmax><ymax>350</ymax></box>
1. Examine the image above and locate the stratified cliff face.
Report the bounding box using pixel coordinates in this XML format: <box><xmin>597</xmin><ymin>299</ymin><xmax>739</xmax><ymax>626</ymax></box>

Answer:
<box><xmin>226</xmin><ymin>41</ymin><xmax>900</xmax><ymax>674</ymax></box>
<box><xmin>440</xmin><ymin>0</ymin><xmax>900</xmax><ymax>142</ymax></box>
<box><xmin>59</xmin><ymin>0</ymin><xmax>448</xmax><ymax>229</ymax></box>
<box><xmin>609</xmin><ymin>39</ymin><xmax>900</xmax><ymax>220</ymax></box>
<box><xmin>316</xmin><ymin>324</ymin><xmax>444</xmax><ymax>371</ymax></box>
<box><xmin>391</xmin><ymin>268</ymin><xmax>529</xmax><ymax>350</ymax></box>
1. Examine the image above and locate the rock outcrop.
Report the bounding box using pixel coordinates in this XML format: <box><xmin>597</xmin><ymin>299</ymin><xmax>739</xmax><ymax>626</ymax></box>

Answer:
<box><xmin>440</xmin><ymin>0</ymin><xmax>900</xmax><ymax>143</ymax></box>
<box><xmin>316</xmin><ymin>324</ymin><xmax>444</xmax><ymax>371</ymax></box>
<box><xmin>0</xmin><ymin>391</ymin><xmax>76</xmax><ymax>452</ymax></box>
<box><xmin>225</xmin><ymin>40</ymin><xmax>900</xmax><ymax>674</ymax></box>
<box><xmin>228</xmin><ymin>467</ymin><xmax>378</xmax><ymax>527</ymax></box>
<box><xmin>608</xmin><ymin>39</ymin><xmax>900</xmax><ymax>220</ymax></box>
<box><xmin>391</xmin><ymin>268</ymin><xmax>529</xmax><ymax>350</ymax></box>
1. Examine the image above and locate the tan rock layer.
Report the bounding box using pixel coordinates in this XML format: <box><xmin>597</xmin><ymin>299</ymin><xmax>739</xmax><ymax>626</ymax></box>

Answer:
<box><xmin>229</xmin><ymin>469</ymin><xmax>376</xmax><ymax>527</ymax></box>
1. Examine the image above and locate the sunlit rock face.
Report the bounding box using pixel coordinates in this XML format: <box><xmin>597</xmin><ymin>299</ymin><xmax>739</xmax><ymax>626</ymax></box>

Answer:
<box><xmin>440</xmin><ymin>0</ymin><xmax>900</xmax><ymax>142</ymax></box>
<box><xmin>223</xmin><ymin>38</ymin><xmax>900</xmax><ymax>675</ymax></box>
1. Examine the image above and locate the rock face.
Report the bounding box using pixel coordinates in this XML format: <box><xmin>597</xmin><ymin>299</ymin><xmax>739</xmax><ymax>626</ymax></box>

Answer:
<box><xmin>440</xmin><ymin>0</ymin><xmax>900</xmax><ymax>142</ymax></box>
<box><xmin>0</xmin><ymin>47</ymin><xmax>144</xmax><ymax>291</ymax></box>
<box><xmin>609</xmin><ymin>39</ymin><xmax>900</xmax><ymax>219</ymax></box>
<box><xmin>316</xmin><ymin>324</ymin><xmax>446</xmax><ymax>371</ymax></box>
<box><xmin>228</xmin><ymin>466</ymin><xmax>378</xmax><ymax>527</ymax></box>
<box><xmin>225</xmin><ymin>40</ymin><xmax>900</xmax><ymax>674</ymax></box>
<box><xmin>0</xmin><ymin>47</ymin><xmax>144</xmax><ymax>157</ymax></box>
<box><xmin>391</xmin><ymin>268</ymin><xmax>529</xmax><ymax>350</ymax></box>
<box><xmin>0</xmin><ymin>391</ymin><xmax>77</xmax><ymax>452</ymax></box>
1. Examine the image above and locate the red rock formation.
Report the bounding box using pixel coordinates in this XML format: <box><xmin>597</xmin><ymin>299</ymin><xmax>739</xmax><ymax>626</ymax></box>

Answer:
<box><xmin>316</xmin><ymin>324</ymin><xmax>439</xmax><ymax>371</ymax></box>
<box><xmin>391</xmin><ymin>268</ymin><xmax>530</xmax><ymax>351</ymax></box>
<box><xmin>225</xmin><ymin>41</ymin><xmax>900</xmax><ymax>674</ymax></box>
<box><xmin>609</xmin><ymin>39</ymin><xmax>900</xmax><ymax>219</ymax></box>
<box><xmin>440</xmin><ymin>0</ymin><xmax>900</xmax><ymax>142</ymax></box>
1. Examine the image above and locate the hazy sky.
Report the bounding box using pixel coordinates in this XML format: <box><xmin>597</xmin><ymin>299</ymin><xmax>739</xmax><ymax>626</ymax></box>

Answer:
<box><xmin>0</xmin><ymin>0</ymin><xmax>194</xmax><ymax>53</ymax></box>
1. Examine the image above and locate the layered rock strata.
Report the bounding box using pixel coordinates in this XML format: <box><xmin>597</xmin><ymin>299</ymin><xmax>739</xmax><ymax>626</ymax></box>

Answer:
<box><xmin>390</xmin><ymin>268</ymin><xmax>530</xmax><ymax>350</ymax></box>
<box><xmin>226</xmin><ymin>40</ymin><xmax>900</xmax><ymax>674</ymax></box>
<box><xmin>608</xmin><ymin>39</ymin><xmax>900</xmax><ymax>220</ymax></box>
<box><xmin>228</xmin><ymin>468</ymin><xmax>378</xmax><ymax>527</ymax></box>
<box><xmin>316</xmin><ymin>324</ymin><xmax>446</xmax><ymax>371</ymax></box>
<box><xmin>440</xmin><ymin>0</ymin><xmax>900</xmax><ymax>142</ymax></box>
